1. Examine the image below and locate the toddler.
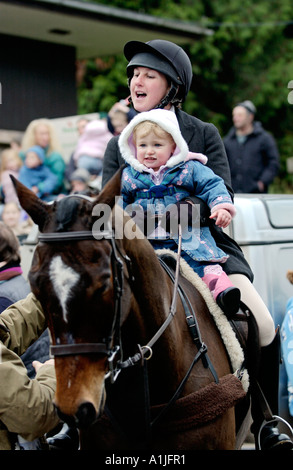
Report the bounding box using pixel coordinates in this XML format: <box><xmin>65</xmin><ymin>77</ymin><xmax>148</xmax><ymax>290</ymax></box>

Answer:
<box><xmin>119</xmin><ymin>109</ymin><xmax>240</xmax><ymax>315</ymax></box>
<box><xmin>19</xmin><ymin>145</ymin><xmax>58</xmax><ymax>200</ymax></box>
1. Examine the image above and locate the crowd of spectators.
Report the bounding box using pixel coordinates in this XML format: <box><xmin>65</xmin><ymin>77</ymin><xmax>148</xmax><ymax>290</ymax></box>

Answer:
<box><xmin>0</xmin><ymin>100</ymin><xmax>136</xmax><ymax>243</ymax></box>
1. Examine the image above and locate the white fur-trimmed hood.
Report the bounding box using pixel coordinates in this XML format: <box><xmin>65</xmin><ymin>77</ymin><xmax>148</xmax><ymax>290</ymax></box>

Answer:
<box><xmin>118</xmin><ymin>109</ymin><xmax>207</xmax><ymax>173</ymax></box>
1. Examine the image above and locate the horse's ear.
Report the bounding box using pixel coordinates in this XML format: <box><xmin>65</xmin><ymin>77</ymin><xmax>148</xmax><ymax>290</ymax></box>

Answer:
<box><xmin>93</xmin><ymin>164</ymin><xmax>126</xmax><ymax>209</ymax></box>
<box><xmin>10</xmin><ymin>175</ymin><xmax>51</xmax><ymax>231</ymax></box>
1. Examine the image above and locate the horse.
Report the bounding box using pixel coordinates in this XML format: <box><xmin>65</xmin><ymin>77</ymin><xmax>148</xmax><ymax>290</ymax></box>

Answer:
<box><xmin>12</xmin><ymin>170</ymin><xmax>251</xmax><ymax>450</ymax></box>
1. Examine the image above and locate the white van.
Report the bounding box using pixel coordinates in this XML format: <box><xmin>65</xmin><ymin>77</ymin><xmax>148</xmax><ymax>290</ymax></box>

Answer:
<box><xmin>224</xmin><ymin>194</ymin><xmax>293</xmax><ymax>425</ymax></box>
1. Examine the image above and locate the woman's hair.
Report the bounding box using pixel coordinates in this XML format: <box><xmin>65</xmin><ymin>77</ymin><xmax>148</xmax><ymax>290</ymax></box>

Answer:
<box><xmin>0</xmin><ymin>148</ymin><xmax>23</xmax><ymax>173</ymax></box>
<box><xmin>133</xmin><ymin>120</ymin><xmax>174</xmax><ymax>144</ymax></box>
<box><xmin>0</xmin><ymin>221</ymin><xmax>20</xmax><ymax>263</ymax></box>
<box><xmin>21</xmin><ymin>118</ymin><xmax>62</xmax><ymax>154</ymax></box>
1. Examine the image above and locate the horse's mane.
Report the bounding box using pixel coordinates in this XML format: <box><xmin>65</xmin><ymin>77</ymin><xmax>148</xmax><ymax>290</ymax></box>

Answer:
<box><xmin>112</xmin><ymin>205</ymin><xmax>160</xmax><ymax>265</ymax></box>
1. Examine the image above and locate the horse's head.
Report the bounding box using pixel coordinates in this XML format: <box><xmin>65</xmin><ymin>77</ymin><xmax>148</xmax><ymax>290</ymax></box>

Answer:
<box><xmin>11</xmin><ymin>168</ymin><xmax>130</xmax><ymax>428</ymax></box>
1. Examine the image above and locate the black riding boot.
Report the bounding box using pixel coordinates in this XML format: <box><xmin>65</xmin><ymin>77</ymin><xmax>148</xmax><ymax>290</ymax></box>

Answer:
<box><xmin>251</xmin><ymin>329</ymin><xmax>293</xmax><ymax>450</ymax></box>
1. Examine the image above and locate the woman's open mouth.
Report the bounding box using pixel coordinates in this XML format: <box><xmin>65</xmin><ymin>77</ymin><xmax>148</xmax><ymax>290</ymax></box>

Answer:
<box><xmin>135</xmin><ymin>91</ymin><xmax>146</xmax><ymax>99</ymax></box>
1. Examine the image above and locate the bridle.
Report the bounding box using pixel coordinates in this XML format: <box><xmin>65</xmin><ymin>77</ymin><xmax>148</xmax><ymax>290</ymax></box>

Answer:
<box><xmin>39</xmin><ymin>224</ymin><xmax>182</xmax><ymax>379</ymax></box>
<box><xmin>39</xmin><ymin>227</ymin><xmax>125</xmax><ymax>383</ymax></box>
<box><xmin>38</xmin><ymin>216</ymin><xmax>222</xmax><ymax>444</ymax></box>
<box><xmin>39</xmin><ymin>222</ymin><xmax>217</xmax><ymax>391</ymax></box>
<box><xmin>38</xmin><ymin>226</ymin><xmax>188</xmax><ymax>384</ymax></box>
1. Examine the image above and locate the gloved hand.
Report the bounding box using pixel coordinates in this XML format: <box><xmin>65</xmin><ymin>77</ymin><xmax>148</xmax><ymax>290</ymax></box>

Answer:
<box><xmin>160</xmin><ymin>200</ymin><xmax>201</xmax><ymax>235</ymax></box>
<box><xmin>185</xmin><ymin>197</ymin><xmax>211</xmax><ymax>226</ymax></box>
<box><xmin>127</xmin><ymin>205</ymin><xmax>158</xmax><ymax>237</ymax></box>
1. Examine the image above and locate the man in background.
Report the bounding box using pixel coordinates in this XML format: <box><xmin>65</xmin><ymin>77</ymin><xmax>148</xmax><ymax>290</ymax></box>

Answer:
<box><xmin>223</xmin><ymin>100</ymin><xmax>279</xmax><ymax>193</ymax></box>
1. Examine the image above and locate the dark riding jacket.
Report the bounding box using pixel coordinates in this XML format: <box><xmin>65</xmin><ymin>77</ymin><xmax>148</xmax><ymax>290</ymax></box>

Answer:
<box><xmin>102</xmin><ymin>108</ymin><xmax>253</xmax><ymax>281</ymax></box>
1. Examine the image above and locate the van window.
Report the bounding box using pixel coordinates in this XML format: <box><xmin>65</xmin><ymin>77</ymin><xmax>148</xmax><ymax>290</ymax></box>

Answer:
<box><xmin>264</xmin><ymin>199</ymin><xmax>293</xmax><ymax>228</ymax></box>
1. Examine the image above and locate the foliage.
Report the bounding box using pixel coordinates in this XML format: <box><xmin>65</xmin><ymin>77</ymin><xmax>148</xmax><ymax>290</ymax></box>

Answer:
<box><xmin>78</xmin><ymin>0</ymin><xmax>293</xmax><ymax>192</ymax></box>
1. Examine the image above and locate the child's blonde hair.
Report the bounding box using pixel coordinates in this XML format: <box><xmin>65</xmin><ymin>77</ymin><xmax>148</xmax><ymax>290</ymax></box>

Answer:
<box><xmin>133</xmin><ymin>121</ymin><xmax>175</xmax><ymax>146</ymax></box>
<box><xmin>0</xmin><ymin>148</ymin><xmax>23</xmax><ymax>174</ymax></box>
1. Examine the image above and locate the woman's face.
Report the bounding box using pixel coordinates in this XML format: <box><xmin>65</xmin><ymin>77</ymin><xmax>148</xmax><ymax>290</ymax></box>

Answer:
<box><xmin>34</xmin><ymin>124</ymin><xmax>50</xmax><ymax>148</ymax></box>
<box><xmin>130</xmin><ymin>67</ymin><xmax>171</xmax><ymax>112</ymax></box>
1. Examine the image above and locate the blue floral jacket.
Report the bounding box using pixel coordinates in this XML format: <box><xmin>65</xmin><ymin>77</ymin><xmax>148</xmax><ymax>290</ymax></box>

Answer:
<box><xmin>121</xmin><ymin>160</ymin><xmax>235</xmax><ymax>263</ymax></box>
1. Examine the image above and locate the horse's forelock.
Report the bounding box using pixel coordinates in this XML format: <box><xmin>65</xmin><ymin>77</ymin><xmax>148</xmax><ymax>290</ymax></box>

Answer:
<box><xmin>55</xmin><ymin>197</ymin><xmax>84</xmax><ymax>232</ymax></box>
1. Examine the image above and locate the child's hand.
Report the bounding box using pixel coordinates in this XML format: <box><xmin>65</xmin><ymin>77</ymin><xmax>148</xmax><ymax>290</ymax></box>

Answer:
<box><xmin>31</xmin><ymin>185</ymin><xmax>39</xmax><ymax>194</ymax></box>
<box><xmin>209</xmin><ymin>208</ymin><xmax>232</xmax><ymax>228</ymax></box>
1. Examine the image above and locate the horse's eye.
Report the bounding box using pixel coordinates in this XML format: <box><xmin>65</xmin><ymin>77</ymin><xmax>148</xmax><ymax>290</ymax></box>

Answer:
<box><xmin>96</xmin><ymin>284</ymin><xmax>108</xmax><ymax>296</ymax></box>
<box><xmin>91</xmin><ymin>251</ymin><xmax>100</xmax><ymax>263</ymax></box>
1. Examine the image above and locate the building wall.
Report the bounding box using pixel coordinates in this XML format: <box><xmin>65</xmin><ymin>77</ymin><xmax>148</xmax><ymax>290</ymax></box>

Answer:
<box><xmin>0</xmin><ymin>34</ymin><xmax>77</xmax><ymax>133</ymax></box>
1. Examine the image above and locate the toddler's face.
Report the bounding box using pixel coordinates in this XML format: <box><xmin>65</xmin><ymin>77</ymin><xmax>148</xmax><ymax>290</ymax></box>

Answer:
<box><xmin>25</xmin><ymin>151</ymin><xmax>41</xmax><ymax>169</ymax></box>
<box><xmin>71</xmin><ymin>180</ymin><xmax>86</xmax><ymax>193</ymax></box>
<box><xmin>6</xmin><ymin>159</ymin><xmax>20</xmax><ymax>171</ymax></box>
<box><xmin>136</xmin><ymin>129</ymin><xmax>176</xmax><ymax>172</ymax></box>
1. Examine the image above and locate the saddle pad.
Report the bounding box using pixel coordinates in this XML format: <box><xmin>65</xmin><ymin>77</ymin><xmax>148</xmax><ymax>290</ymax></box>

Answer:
<box><xmin>155</xmin><ymin>249</ymin><xmax>249</xmax><ymax>392</ymax></box>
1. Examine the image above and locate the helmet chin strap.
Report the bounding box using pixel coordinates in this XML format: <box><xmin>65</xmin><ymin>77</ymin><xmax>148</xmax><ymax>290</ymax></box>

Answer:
<box><xmin>154</xmin><ymin>83</ymin><xmax>180</xmax><ymax>109</ymax></box>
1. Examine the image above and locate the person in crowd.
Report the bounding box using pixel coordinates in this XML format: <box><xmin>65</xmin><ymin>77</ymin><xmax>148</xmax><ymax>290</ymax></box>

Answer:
<box><xmin>0</xmin><ymin>222</ymin><xmax>58</xmax><ymax>449</ymax></box>
<box><xmin>0</xmin><ymin>221</ymin><xmax>50</xmax><ymax>379</ymax></box>
<box><xmin>72</xmin><ymin>118</ymin><xmax>113</xmax><ymax>177</ymax></box>
<box><xmin>107</xmin><ymin>99</ymin><xmax>137</xmax><ymax>136</ymax></box>
<box><xmin>119</xmin><ymin>108</ymin><xmax>241</xmax><ymax>315</ymax></box>
<box><xmin>1</xmin><ymin>201</ymin><xmax>33</xmax><ymax>242</ymax></box>
<box><xmin>281</xmin><ymin>271</ymin><xmax>293</xmax><ymax>418</ymax></box>
<box><xmin>223</xmin><ymin>100</ymin><xmax>280</xmax><ymax>193</ymax></box>
<box><xmin>69</xmin><ymin>167</ymin><xmax>91</xmax><ymax>195</ymax></box>
<box><xmin>0</xmin><ymin>148</ymin><xmax>23</xmax><ymax>204</ymax></box>
<box><xmin>65</xmin><ymin>103</ymin><xmax>136</xmax><ymax>186</ymax></box>
<box><xmin>0</xmin><ymin>340</ymin><xmax>57</xmax><ymax>450</ymax></box>
<box><xmin>9</xmin><ymin>139</ymin><xmax>21</xmax><ymax>153</ymax></box>
<box><xmin>20</xmin><ymin>118</ymin><xmax>66</xmax><ymax>195</ymax></box>
<box><xmin>102</xmin><ymin>38</ymin><xmax>292</xmax><ymax>450</ymax></box>
<box><xmin>65</xmin><ymin>117</ymin><xmax>89</xmax><ymax>183</ymax></box>
<box><xmin>0</xmin><ymin>221</ymin><xmax>30</xmax><ymax>312</ymax></box>
<box><xmin>76</xmin><ymin>117</ymin><xmax>89</xmax><ymax>136</ymax></box>
<box><xmin>18</xmin><ymin>145</ymin><xmax>58</xmax><ymax>201</ymax></box>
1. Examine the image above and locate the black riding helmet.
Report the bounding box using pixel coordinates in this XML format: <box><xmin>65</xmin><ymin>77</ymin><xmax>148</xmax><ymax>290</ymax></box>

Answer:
<box><xmin>124</xmin><ymin>39</ymin><xmax>193</xmax><ymax>107</ymax></box>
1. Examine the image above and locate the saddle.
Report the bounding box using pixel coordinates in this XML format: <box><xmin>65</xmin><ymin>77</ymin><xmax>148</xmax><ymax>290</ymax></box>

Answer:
<box><xmin>158</xmin><ymin>253</ymin><xmax>260</xmax><ymax>380</ymax></box>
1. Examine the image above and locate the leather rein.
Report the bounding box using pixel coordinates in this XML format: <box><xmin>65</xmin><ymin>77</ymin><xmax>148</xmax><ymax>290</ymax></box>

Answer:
<box><xmin>39</xmin><ymin>225</ymin><xmax>217</xmax><ymax>388</ymax></box>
